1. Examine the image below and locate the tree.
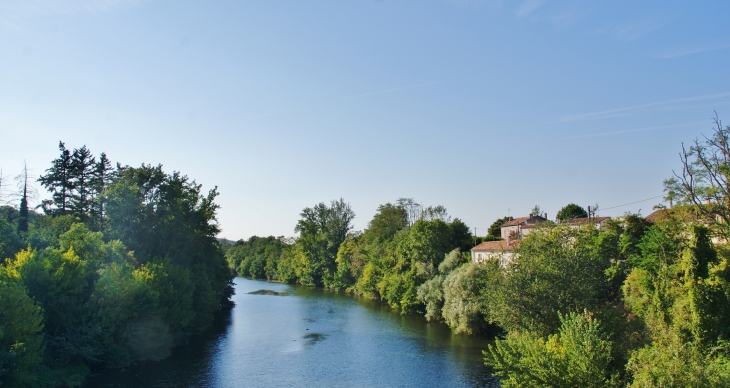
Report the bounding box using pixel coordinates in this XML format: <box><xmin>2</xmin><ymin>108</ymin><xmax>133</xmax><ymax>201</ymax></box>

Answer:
<box><xmin>488</xmin><ymin>216</ymin><xmax>511</xmax><ymax>238</ymax></box>
<box><xmin>104</xmin><ymin>164</ymin><xmax>233</xmax><ymax>332</ymax></box>
<box><xmin>531</xmin><ymin>205</ymin><xmax>542</xmax><ymax>216</ymax></box>
<box><xmin>442</xmin><ymin>259</ymin><xmax>500</xmax><ymax>335</ymax></box>
<box><xmin>397</xmin><ymin>198</ymin><xmax>423</xmax><ymax>227</ymax></box>
<box><xmin>622</xmin><ymin>224</ymin><xmax>730</xmax><ymax>386</ymax></box>
<box><xmin>69</xmin><ymin>146</ymin><xmax>96</xmax><ymax>222</ymax></box>
<box><xmin>0</xmin><ymin>267</ymin><xmax>45</xmax><ymax>387</ymax></box>
<box><xmin>485</xmin><ymin>311</ymin><xmax>617</xmax><ymax>388</ymax></box>
<box><xmin>38</xmin><ymin>142</ymin><xmax>74</xmax><ymax>215</ymax></box>
<box><xmin>90</xmin><ymin>152</ymin><xmax>113</xmax><ymax>231</ymax></box>
<box><xmin>556</xmin><ymin>203</ymin><xmax>588</xmax><ymax>221</ymax></box>
<box><xmin>17</xmin><ymin>162</ymin><xmax>30</xmax><ymax>233</ymax></box>
<box><xmin>665</xmin><ymin>114</ymin><xmax>730</xmax><ymax>237</ymax></box>
<box><xmin>362</xmin><ymin>203</ymin><xmax>408</xmax><ymax>244</ymax></box>
<box><xmin>0</xmin><ymin>211</ymin><xmax>23</xmax><ymax>260</ymax></box>
<box><xmin>293</xmin><ymin>198</ymin><xmax>355</xmax><ymax>286</ymax></box>
<box><xmin>490</xmin><ymin>225</ymin><xmax>611</xmax><ymax>335</ymax></box>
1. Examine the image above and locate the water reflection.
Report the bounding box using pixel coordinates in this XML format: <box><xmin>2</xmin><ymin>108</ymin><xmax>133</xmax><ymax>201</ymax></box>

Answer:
<box><xmin>86</xmin><ymin>278</ymin><xmax>498</xmax><ymax>387</ymax></box>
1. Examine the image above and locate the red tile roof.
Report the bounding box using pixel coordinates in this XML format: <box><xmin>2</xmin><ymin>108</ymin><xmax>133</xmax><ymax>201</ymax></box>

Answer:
<box><xmin>502</xmin><ymin>215</ymin><xmax>548</xmax><ymax>227</ymax></box>
<box><xmin>471</xmin><ymin>240</ymin><xmax>519</xmax><ymax>252</ymax></box>
<box><xmin>645</xmin><ymin>209</ymin><xmax>668</xmax><ymax>223</ymax></box>
<box><xmin>501</xmin><ymin>217</ymin><xmax>529</xmax><ymax>227</ymax></box>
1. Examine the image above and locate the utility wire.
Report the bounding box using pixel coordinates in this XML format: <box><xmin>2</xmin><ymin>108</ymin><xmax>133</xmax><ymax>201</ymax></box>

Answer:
<box><xmin>601</xmin><ymin>195</ymin><xmax>665</xmax><ymax>211</ymax></box>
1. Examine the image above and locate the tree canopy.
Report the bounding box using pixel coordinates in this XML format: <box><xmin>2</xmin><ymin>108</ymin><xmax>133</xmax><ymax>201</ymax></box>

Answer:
<box><xmin>556</xmin><ymin>203</ymin><xmax>588</xmax><ymax>221</ymax></box>
<box><xmin>0</xmin><ymin>142</ymin><xmax>233</xmax><ymax>386</ymax></box>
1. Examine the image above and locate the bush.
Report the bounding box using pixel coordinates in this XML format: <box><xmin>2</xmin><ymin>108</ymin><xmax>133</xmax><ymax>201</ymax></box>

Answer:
<box><xmin>484</xmin><ymin>311</ymin><xmax>618</xmax><ymax>388</ymax></box>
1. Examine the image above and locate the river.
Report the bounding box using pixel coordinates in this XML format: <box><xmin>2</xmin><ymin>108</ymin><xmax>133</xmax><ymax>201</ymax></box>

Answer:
<box><xmin>85</xmin><ymin>277</ymin><xmax>498</xmax><ymax>387</ymax></box>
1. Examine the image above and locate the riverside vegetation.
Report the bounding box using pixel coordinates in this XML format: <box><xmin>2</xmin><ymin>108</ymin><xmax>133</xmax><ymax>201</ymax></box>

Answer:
<box><xmin>226</xmin><ymin>118</ymin><xmax>730</xmax><ymax>387</ymax></box>
<box><xmin>4</xmin><ymin>119</ymin><xmax>730</xmax><ymax>387</ymax></box>
<box><xmin>0</xmin><ymin>143</ymin><xmax>233</xmax><ymax>387</ymax></box>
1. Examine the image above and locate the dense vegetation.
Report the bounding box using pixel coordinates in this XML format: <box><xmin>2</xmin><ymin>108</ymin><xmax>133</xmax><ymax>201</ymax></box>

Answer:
<box><xmin>0</xmin><ymin>142</ymin><xmax>233</xmax><ymax>387</ymax></box>
<box><xmin>227</xmin><ymin>118</ymin><xmax>730</xmax><ymax>386</ymax></box>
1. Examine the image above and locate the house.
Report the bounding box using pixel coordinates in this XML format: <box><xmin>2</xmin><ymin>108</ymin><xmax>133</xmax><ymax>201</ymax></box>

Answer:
<box><xmin>645</xmin><ymin>209</ymin><xmax>669</xmax><ymax>223</ymax></box>
<box><xmin>471</xmin><ymin>239</ymin><xmax>519</xmax><ymax>266</ymax></box>
<box><xmin>500</xmin><ymin>213</ymin><xmax>549</xmax><ymax>239</ymax></box>
<box><xmin>558</xmin><ymin>216</ymin><xmax>611</xmax><ymax>229</ymax></box>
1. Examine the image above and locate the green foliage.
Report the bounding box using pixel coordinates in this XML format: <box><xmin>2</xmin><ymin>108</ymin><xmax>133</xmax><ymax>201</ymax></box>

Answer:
<box><xmin>664</xmin><ymin>115</ymin><xmax>730</xmax><ymax>237</ymax></box>
<box><xmin>333</xmin><ymin>237</ymin><xmax>358</xmax><ymax>290</ymax></box>
<box><xmin>531</xmin><ymin>205</ymin><xmax>542</xmax><ymax>216</ymax></box>
<box><xmin>556</xmin><ymin>203</ymin><xmax>588</xmax><ymax>220</ymax></box>
<box><xmin>416</xmin><ymin>274</ymin><xmax>444</xmax><ymax>322</ymax></box>
<box><xmin>0</xmin><ymin>144</ymin><xmax>233</xmax><ymax>386</ymax></box>
<box><xmin>38</xmin><ymin>141</ymin><xmax>74</xmax><ymax>215</ymax></box>
<box><xmin>627</xmin><ymin>333</ymin><xmax>730</xmax><ymax>387</ymax></box>
<box><xmin>362</xmin><ymin>203</ymin><xmax>407</xmax><ymax>244</ymax></box>
<box><xmin>442</xmin><ymin>260</ymin><xmax>500</xmax><ymax>335</ymax></box>
<box><xmin>0</xmin><ymin>212</ymin><xmax>23</xmax><ymax>261</ymax></box>
<box><xmin>620</xmin><ymin>223</ymin><xmax>730</xmax><ymax>386</ymax></box>
<box><xmin>485</xmin><ymin>311</ymin><xmax>617</xmax><ymax>388</ymax></box>
<box><xmin>293</xmin><ymin>198</ymin><xmax>355</xmax><ymax>287</ymax></box>
<box><xmin>0</xmin><ymin>267</ymin><xmax>44</xmax><ymax>387</ymax></box>
<box><xmin>490</xmin><ymin>225</ymin><xmax>611</xmax><ymax>335</ymax></box>
<box><xmin>225</xmin><ymin>236</ymin><xmax>291</xmax><ymax>280</ymax></box>
<box><xmin>487</xmin><ymin>216</ymin><xmax>510</xmax><ymax>239</ymax></box>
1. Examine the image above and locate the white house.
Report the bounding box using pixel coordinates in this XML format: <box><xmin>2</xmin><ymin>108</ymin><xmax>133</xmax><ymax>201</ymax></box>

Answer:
<box><xmin>558</xmin><ymin>216</ymin><xmax>611</xmax><ymax>229</ymax></box>
<box><xmin>471</xmin><ymin>239</ymin><xmax>519</xmax><ymax>266</ymax></box>
<box><xmin>500</xmin><ymin>214</ymin><xmax>549</xmax><ymax>239</ymax></box>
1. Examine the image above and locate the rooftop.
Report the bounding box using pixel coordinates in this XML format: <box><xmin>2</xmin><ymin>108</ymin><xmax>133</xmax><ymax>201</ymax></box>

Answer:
<box><xmin>471</xmin><ymin>240</ymin><xmax>519</xmax><ymax>252</ymax></box>
<box><xmin>502</xmin><ymin>215</ymin><xmax>547</xmax><ymax>227</ymax></box>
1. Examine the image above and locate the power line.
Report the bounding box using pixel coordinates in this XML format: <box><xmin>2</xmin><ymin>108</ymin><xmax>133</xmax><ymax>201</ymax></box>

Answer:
<box><xmin>601</xmin><ymin>195</ymin><xmax>665</xmax><ymax>211</ymax></box>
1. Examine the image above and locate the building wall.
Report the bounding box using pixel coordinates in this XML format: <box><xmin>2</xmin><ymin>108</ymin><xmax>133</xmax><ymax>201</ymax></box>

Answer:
<box><xmin>472</xmin><ymin>250</ymin><xmax>516</xmax><ymax>266</ymax></box>
<box><xmin>501</xmin><ymin>225</ymin><xmax>519</xmax><ymax>239</ymax></box>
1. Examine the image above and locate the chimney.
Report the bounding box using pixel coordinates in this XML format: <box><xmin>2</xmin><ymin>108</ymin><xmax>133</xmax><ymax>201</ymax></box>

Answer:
<box><xmin>506</xmin><ymin>235</ymin><xmax>511</xmax><ymax>245</ymax></box>
<box><xmin>543</xmin><ymin>213</ymin><xmax>547</xmax><ymax>220</ymax></box>
<box><xmin>529</xmin><ymin>213</ymin><xmax>533</xmax><ymax>219</ymax></box>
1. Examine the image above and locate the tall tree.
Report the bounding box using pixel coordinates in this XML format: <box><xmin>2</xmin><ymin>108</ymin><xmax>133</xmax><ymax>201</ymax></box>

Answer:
<box><xmin>90</xmin><ymin>152</ymin><xmax>113</xmax><ymax>231</ymax></box>
<box><xmin>38</xmin><ymin>142</ymin><xmax>74</xmax><ymax>215</ymax></box>
<box><xmin>294</xmin><ymin>198</ymin><xmax>355</xmax><ymax>286</ymax></box>
<box><xmin>17</xmin><ymin>162</ymin><xmax>29</xmax><ymax>233</ymax></box>
<box><xmin>397</xmin><ymin>198</ymin><xmax>423</xmax><ymax>227</ymax></box>
<box><xmin>69</xmin><ymin>146</ymin><xmax>96</xmax><ymax>221</ymax></box>
<box><xmin>665</xmin><ymin>114</ymin><xmax>730</xmax><ymax>237</ymax></box>
<box><xmin>363</xmin><ymin>203</ymin><xmax>408</xmax><ymax>244</ymax></box>
<box><xmin>556</xmin><ymin>203</ymin><xmax>588</xmax><ymax>221</ymax></box>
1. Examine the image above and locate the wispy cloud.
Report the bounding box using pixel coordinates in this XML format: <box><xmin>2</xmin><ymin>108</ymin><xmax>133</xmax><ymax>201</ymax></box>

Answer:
<box><xmin>346</xmin><ymin>81</ymin><xmax>441</xmax><ymax>99</ymax></box>
<box><xmin>563</xmin><ymin>121</ymin><xmax>707</xmax><ymax>140</ymax></box>
<box><xmin>556</xmin><ymin>92</ymin><xmax>730</xmax><ymax>123</ymax></box>
<box><xmin>613</xmin><ymin>17</ymin><xmax>670</xmax><ymax>41</ymax></box>
<box><xmin>516</xmin><ymin>0</ymin><xmax>546</xmax><ymax>17</ymax></box>
<box><xmin>657</xmin><ymin>43</ymin><xmax>730</xmax><ymax>59</ymax></box>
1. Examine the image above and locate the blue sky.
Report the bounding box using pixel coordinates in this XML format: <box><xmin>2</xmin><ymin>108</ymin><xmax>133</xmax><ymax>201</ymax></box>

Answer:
<box><xmin>2</xmin><ymin>0</ymin><xmax>729</xmax><ymax>240</ymax></box>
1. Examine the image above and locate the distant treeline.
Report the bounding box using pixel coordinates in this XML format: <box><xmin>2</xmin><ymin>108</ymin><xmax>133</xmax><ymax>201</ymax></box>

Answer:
<box><xmin>226</xmin><ymin>119</ymin><xmax>730</xmax><ymax>386</ymax></box>
<box><xmin>226</xmin><ymin>199</ymin><xmax>479</xmax><ymax>313</ymax></box>
<box><xmin>0</xmin><ymin>142</ymin><xmax>233</xmax><ymax>387</ymax></box>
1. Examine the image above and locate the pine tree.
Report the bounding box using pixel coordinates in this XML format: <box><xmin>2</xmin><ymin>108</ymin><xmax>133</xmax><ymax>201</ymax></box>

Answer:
<box><xmin>90</xmin><ymin>152</ymin><xmax>113</xmax><ymax>231</ymax></box>
<box><xmin>69</xmin><ymin>145</ymin><xmax>96</xmax><ymax>221</ymax></box>
<box><xmin>18</xmin><ymin>162</ymin><xmax>29</xmax><ymax>233</ymax></box>
<box><xmin>38</xmin><ymin>141</ymin><xmax>74</xmax><ymax>215</ymax></box>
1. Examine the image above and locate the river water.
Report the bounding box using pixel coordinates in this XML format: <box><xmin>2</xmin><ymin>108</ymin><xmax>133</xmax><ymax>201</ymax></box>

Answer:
<box><xmin>86</xmin><ymin>277</ymin><xmax>498</xmax><ymax>387</ymax></box>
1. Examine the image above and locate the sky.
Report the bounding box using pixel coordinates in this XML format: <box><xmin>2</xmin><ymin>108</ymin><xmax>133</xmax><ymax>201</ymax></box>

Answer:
<box><xmin>1</xmin><ymin>0</ymin><xmax>730</xmax><ymax>240</ymax></box>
